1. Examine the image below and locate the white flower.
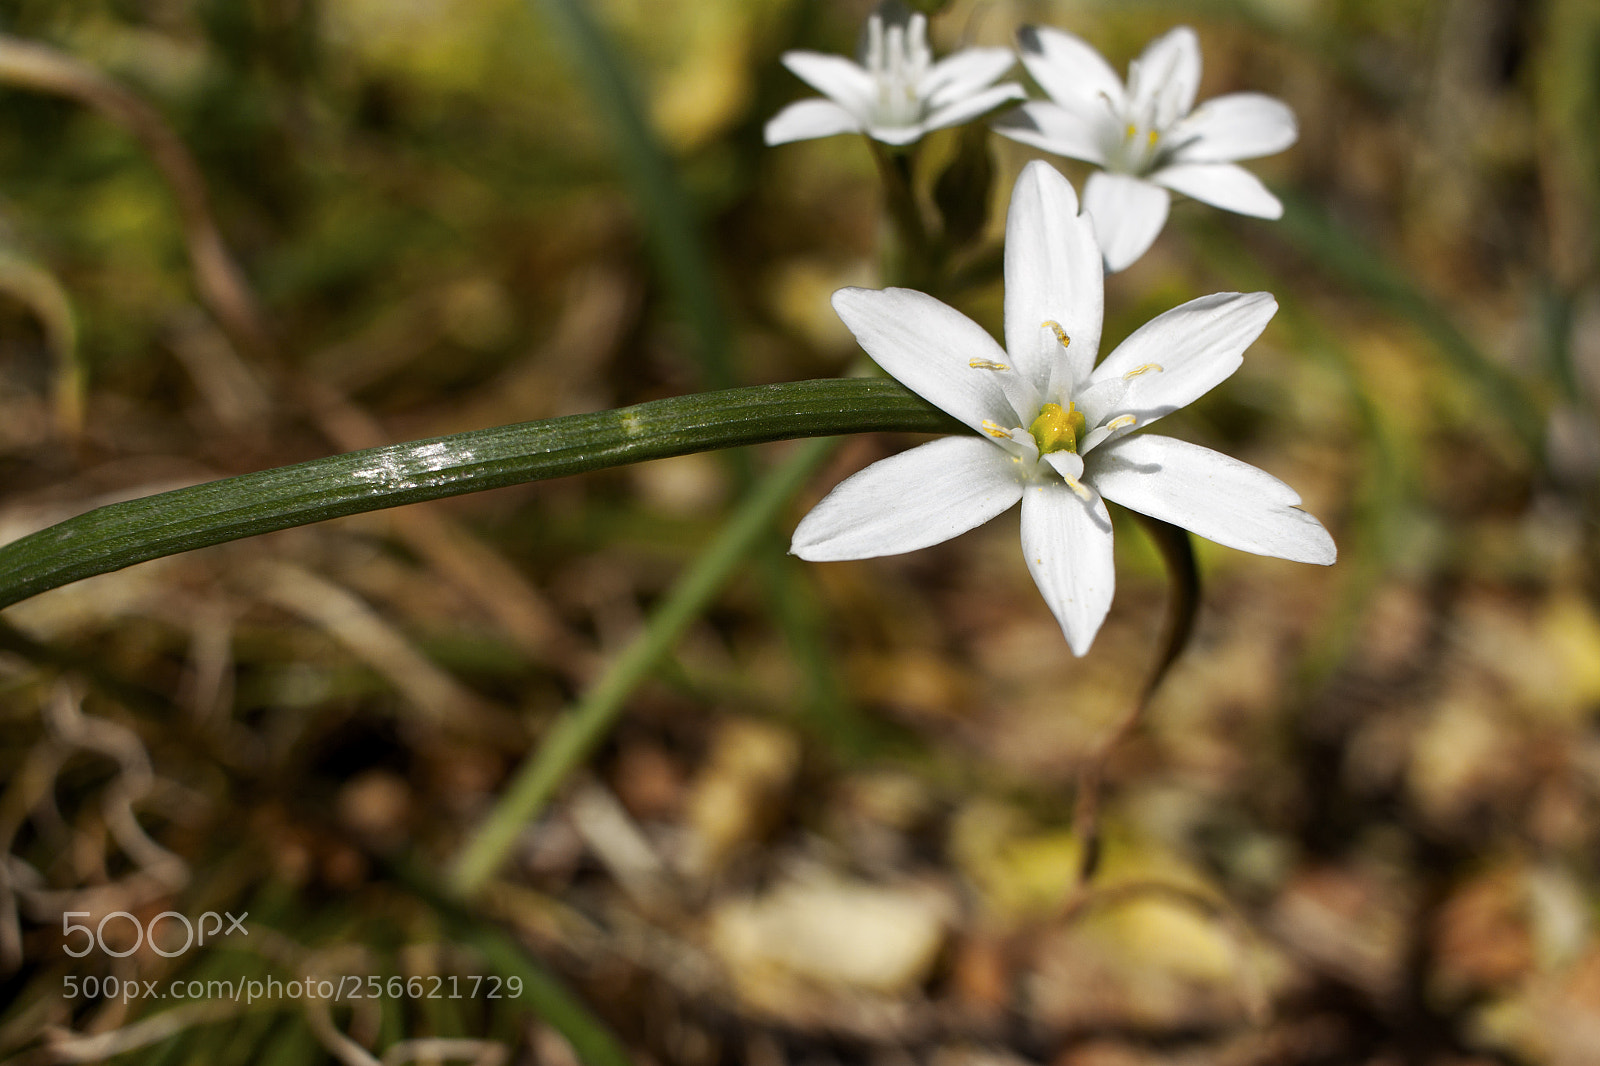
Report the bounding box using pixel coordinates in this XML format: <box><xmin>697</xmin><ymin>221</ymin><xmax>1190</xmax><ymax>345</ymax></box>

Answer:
<box><xmin>764</xmin><ymin>4</ymin><xmax>1025</xmax><ymax>148</ymax></box>
<box><xmin>791</xmin><ymin>161</ymin><xmax>1334</xmax><ymax>655</ymax></box>
<box><xmin>994</xmin><ymin>26</ymin><xmax>1297</xmax><ymax>273</ymax></box>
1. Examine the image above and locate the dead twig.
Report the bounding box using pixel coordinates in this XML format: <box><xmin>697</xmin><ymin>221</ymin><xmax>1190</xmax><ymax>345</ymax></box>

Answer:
<box><xmin>42</xmin><ymin>1000</ymin><xmax>240</xmax><ymax>1063</ymax></box>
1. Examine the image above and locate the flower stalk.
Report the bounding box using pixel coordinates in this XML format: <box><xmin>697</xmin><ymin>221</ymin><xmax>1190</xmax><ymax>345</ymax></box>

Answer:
<box><xmin>870</xmin><ymin>141</ymin><xmax>937</xmax><ymax>290</ymax></box>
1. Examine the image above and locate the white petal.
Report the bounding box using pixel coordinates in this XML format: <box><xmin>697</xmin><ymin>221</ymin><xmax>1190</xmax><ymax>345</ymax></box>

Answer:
<box><xmin>1016</xmin><ymin>25</ymin><xmax>1126</xmax><ymax>111</ymax></box>
<box><xmin>990</xmin><ymin>101</ymin><xmax>1112</xmax><ymax>166</ymax></box>
<box><xmin>1087</xmin><ymin>291</ymin><xmax>1276</xmax><ymax>429</ymax></box>
<box><xmin>1043</xmin><ymin>450</ymin><xmax>1084</xmax><ymax>482</ymax></box>
<box><xmin>1153</xmin><ymin>163</ymin><xmax>1283</xmax><ymax>218</ymax></box>
<box><xmin>1086</xmin><ymin>434</ymin><xmax>1336</xmax><ymax>564</ymax></box>
<box><xmin>863</xmin><ymin>122</ymin><xmax>929</xmax><ymax>146</ymax></box>
<box><xmin>1083</xmin><ymin>171</ymin><xmax>1170</xmax><ymax>273</ymax></box>
<box><xmin>791</xmin><ymin>436</ymin><xmax>1024</xmax><ymax>560</ymax></box>
<box><xmin>1003</xmin><ymin>161</ymin><xmax>1103</xmax><ymax>402</ymax></box>
<box><xmin>831</xmin><ymin>286</ymin><xmax>1016</xmax><ymax>434</ymax></box>
<box><xmin>1020</xmin><ymin>479</ymin><xmax>1115</xmax><ymax>656</ymax></box>
<box><xmin>1170</xmin><ymin>93</ymin><xmax>1298</xmax><ymax>163</ymax></box>
<box><xmin>781</xmin><ymin>51</ymin><xmax>875</xmax><ymax>115</ymax></box>
<box><xmin>764</xmin><ymin>99</ymin><xmax>863</xmax><ymax>145</ymax></box>
<box><xmin>919</xmin><ymin>82</ymin><xmax>1027</xmax><ymax>134</ymax></box>
<box><xmin>1128</xmin><ymin>27</ymin><xmax>1200</xmax><ymax>129</ymax></box>
<box><xmin>922</xmin><ymin>47</ymin><xmax>1017</xmax><ymax>108</ymax></box>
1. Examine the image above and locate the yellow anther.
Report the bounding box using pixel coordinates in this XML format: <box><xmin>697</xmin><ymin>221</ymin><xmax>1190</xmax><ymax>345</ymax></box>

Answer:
<box><xmin>1147</xmin><ymin>129</ymin><xmax>1160</xmax><ymax>146</ymax></box>
<box><xmin>1121</xmin><ymin>363</ymin><xmax>1164</xmax><ymax>380</ymax></box>
<box><xmin>1104</xmin><ymin>414</ymin><xmax>1137</xmax><ymax>432</ymax></box>
<box><xmin>1041</xmin><ymin>320</ymin><xmax>1071</xmax><ymax>349</ymax></box>
<box><xmin>1061</xmin><ymin>473</ymin><xmax>1092</xmax><ymax>502</ymax></box>
<box><xmin>981</xmin><ymin>420</ymin><xmax>1012</xmax><ymax>439</ymax></box>
<box><xmin>1125</xmin><ymin>123</ymin><xmax>1138</xmax><ymax>140</ymax></box>
<box><xmin>1029</xmin><ymin>402</ymin><xmax>1088</xmax><ymax>455</ymax></box>
<box><xmin>969</xmin><ymin>358</ymin><xmax>1010</xmax><ymax>371</ymax></box>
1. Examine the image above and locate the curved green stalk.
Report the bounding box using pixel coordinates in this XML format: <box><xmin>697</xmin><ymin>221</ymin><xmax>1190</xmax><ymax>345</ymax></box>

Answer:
<box><xmin>0</xmin><ymin>379</ymin><xmax>960</xmax><ymax>613</ymax></box>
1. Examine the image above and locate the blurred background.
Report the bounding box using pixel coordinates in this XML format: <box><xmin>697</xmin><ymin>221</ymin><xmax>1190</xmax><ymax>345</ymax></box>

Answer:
<box><xmin>0</xmin><ymin>0</ymin><xmax>1598</xmax><ymax>1062</ymax></box>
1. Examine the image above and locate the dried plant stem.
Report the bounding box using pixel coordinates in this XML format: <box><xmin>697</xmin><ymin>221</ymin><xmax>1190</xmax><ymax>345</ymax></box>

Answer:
<box><xmin>0</xmin><ymin>33</ymin><xmax>275</xmax><ymax>366</ymax></box>
<box><xmin>43</xmin><ymin>1000</ymin><xmax>241</xmax><ymax>1063</ymax></box>
<box><xmin>0</xmin><ymin>252</ymin><xmax>82</xmax><ymax>438</ymax></box>
<box><xmin>382</xmin><ymin>1039</ymin><xmax>509</xmax><ymax>1066</ymax></box>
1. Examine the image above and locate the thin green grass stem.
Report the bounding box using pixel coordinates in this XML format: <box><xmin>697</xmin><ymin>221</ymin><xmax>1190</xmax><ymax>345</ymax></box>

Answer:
<box><xmin>463</xmin><ymin>929</ymin><xmax>634</xmax><ymax>1066</ymax></box>
<box><xmin>1192</xmin><ymin>219</ymin><xmax>1413</xmax><ymax>686</ymax></box>
<box><xmin>530</xmin><ymin>0</ymin><xmax>734</xmax><ymax>393</ymax></box>
<box><xmin>448</xmin><ymin>437</ymin><xmax>837</xmax><ymax>899</ymax></box>
<box><xmin>1276</xmin><ymin>194</ymin><xmax>1544</xmax><ymax>454</ymax></box>
<box><xmin>532</xmin><ymin>0</ymin><xmax>884</xmax><ymax>759</ymax></box>
<box><xmin>395</xmin><ymin>858</ymin><xmax>634</xmax><ymax>1066</ymax></box>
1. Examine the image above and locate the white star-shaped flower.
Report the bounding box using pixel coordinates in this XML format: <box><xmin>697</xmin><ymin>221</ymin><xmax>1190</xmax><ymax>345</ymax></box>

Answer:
<box><xmin>764</xmin><ymin>4</ymin><xmax>1025</xmax><ymax>147</ymax></box>
<box><xmin>791</xmin><ymin>161</ymin><xmax>1334</xmax><ymax>655</ymax></box>
<box><xmin>994</xmin><ymin>26</ymin><xmax>1298</xmax><ymax>272</ymax></box>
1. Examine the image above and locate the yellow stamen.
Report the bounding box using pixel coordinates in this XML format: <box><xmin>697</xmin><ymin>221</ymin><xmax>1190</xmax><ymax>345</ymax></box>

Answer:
<box><xmin>1104</xmin><ymin>414</ymin><xmax>1137</xmax><ymax>432</ymax></box>
<box><xmin>969</xmin><ymin>358</ymin><xmax>1010</xmax><ymax>371</ymax></box>
<box><xmin>1060</xmin><ymin>473</ymin><xmax>1092</xmax><ymax>501</ymax></box>
<box><xmin>981</xmin><ymin>420</ymin><xmax>1012</xmax><ymax>439</ymax></box>
<box><xmin>1029</xmin><ymin>402</ymin><xmax>1088</xmax><ymax>455</ymax></box>
<box><xmin>1122</xmin><ymin>363</ymin><xmax>1163</xmax><ymax>379</ymax></box>
<box><xmin>1125</xmin><ymin>123</ymin><xmax>1138</xmax><ymax>140</ymax></box>
<box><xmin>1147</xmin><ymin>129</ymin><xmax>1160</xmax><ymax>146</ymax></box>
<box><xmin>1041</xmin><ymin>320</ymin><xmax>1071</xmax><ymax>349</ymax></box>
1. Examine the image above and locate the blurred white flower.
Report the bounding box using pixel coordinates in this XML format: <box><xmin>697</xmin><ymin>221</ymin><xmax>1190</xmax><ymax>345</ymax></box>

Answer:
<box><xmin>764</xmin><ymin>3</ymin><xmax>1024</xmax><ymax>147</ymax></box>
<box><xmin>994</xmin><ymin>26</ymin><xmax>1297</xmax><ymax>272</ymax></box>
<box><xmin>791</xmin><ymin>161</ymin><xmax>1333</xmax><ymax>655</ymax></box>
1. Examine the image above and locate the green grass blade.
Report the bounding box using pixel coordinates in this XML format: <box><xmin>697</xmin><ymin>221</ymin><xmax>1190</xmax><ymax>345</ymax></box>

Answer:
<box><xmin>1277</xmin><ymin>194</ymin><xmax>1545</xmax><ymax>453</ymax></box>
<box><xmin>448</xmin><ymin>437</ymin><xmax>835</xmax><ymax>898</ymax></box>
<box><xmin>0</xmin><ymin>379</ymin><xmax>959</xmax><ymax>612</ymax></box>
<box><xmin>465</xmin><ymin>932</ymin><xmax>634</xmax><ymax>1066</ymax></box>
<box><xmin>531</xmin><ymin>0</ymin><xmax>735</xmax><ymax>391</ymax></box>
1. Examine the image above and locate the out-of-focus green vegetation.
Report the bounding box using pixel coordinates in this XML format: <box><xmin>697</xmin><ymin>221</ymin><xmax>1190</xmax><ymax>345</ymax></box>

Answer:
<box><xmin>1</xmin><ymin>0</ymin><xmax>1598</xmax><ymax>1063</ymax></box>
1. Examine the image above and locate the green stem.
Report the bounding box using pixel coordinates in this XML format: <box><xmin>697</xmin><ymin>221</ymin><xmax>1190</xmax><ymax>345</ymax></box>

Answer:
<box><xmin>1070</xmin><ymin>513</ymin><xmax>1199</xmax><ymax>886</ymax></box>
<box><xmin>391</xmin><ymin>858</ymin><xmax>634</xmax><ymax>1066</ymax></box>
<box><xmin>529</xmin><ymin>0</ymin><xmax>876</xmax><ymax>758</ymax></box>
<box><xmin>0</xmin><ymin>379</ymin><xmax>960</xmax><ymax>613</ymax></box>
<box><xmin>870</xmin><ymin>141</ymin><xmax>935</xmax><ymax>290</ymax></box>
<box><xmin>464</xmin><ymin>928</ymin><xmax>634</xmax><ymax>1066</ymax></box>
<box><xmin>448</xmin><ymin>437</ymin><xmax>836</xmax><ymax>899</ymax></box>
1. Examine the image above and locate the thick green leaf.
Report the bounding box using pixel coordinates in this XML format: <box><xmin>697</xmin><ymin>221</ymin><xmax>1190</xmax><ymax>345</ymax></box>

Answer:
<box><xmin>0</xmin><ymin>379</ymin><xmax>960</xmax><ymax>612</ymax></box>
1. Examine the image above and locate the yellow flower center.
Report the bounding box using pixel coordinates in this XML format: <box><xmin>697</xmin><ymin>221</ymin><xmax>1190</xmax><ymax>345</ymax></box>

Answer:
<box><xmin>1029</xmin><ymin>402</ymin><xmax>1088</xmax><ymax>455</ymax></box>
